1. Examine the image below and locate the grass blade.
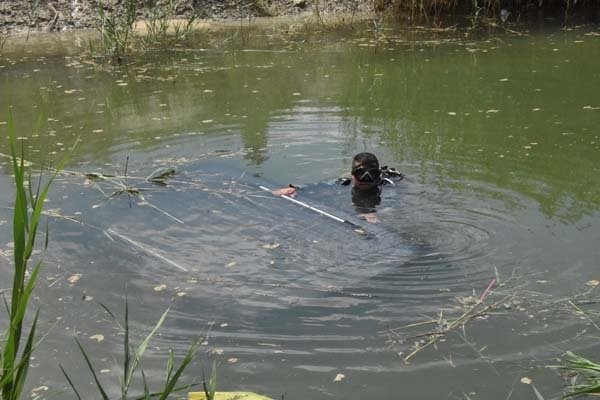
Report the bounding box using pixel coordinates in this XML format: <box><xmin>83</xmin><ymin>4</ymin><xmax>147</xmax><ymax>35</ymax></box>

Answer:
<box><xmin>165</xmin><ymin>348</ymin><xmax>174</xmax><ymax>383</ymax></box>
<box><xmin>123</xmin><ymin>298</ymin><xmax>130</xmax><ymax>398</ymax></box>
<box><xmin>11</xmin><ymin>310</ymin><xmax>40</xmax><ymax>400</ymax></box>
<box><xmin>75</xmin><ymin>337</ymin><xmax>110</xmax><ymax>400</ymax></box>
<box><xmin>59</xmin><ymin>364</ymin><xmax>82</xmax><ymax>400</ymax></box>
<box><xmin>124</xmin><ymin>305</ymin><xmax>171</xmax><ymax>395</ymax></box>
<box><xmin>141</xmin><ymin>369</ymin><xmax>150</xmax><ymax>400</ymax></box>
<box><xmin>158</xmin><ymin>338</ymin><xmax>202</xmax><ymax>400</ymax></box>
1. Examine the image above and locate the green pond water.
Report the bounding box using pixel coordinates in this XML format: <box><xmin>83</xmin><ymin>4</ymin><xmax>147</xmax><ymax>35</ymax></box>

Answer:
<box><xmin>1</xmin><ymin>19</ymin><xmax>600</xmax><ymax>399</ymax></box>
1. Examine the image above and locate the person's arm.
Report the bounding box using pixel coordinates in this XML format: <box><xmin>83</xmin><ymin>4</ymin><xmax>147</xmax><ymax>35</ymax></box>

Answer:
<box><xmin>271</xmin><ymin>184</ymin><xmax>298</xmax><ymax>197</ymax></box>
<box><xmin>358</xmin><ymin>212</ymin><xmax>380</xmax><ymax>224</ymax></box>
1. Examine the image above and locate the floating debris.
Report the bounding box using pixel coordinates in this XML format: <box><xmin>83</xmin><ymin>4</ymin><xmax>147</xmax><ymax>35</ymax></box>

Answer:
<box><xmin>154</xmin><ymin>284</ymin><xmax>167</xmax><ymax>292</ymax></box>
<box><xmin>89</xmin><ymin>334</ymin><xmax>104</xmax><ymax>342</ymax></box>
<box><xmin>67</xmin><ymin>274</ymin><xmax>82</xmax><ymax>284</ymax></box>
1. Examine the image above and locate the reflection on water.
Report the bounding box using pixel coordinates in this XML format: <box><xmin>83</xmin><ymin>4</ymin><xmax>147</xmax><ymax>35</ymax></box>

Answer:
<box><xmin>1</xmin><ymin>21</ymin><xmax>600</xmax><ymax>399</ymax></box>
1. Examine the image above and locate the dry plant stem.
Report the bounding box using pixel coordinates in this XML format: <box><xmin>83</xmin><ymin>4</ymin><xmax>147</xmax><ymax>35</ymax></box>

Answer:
<box><xmin>403</xmin><ymin>294</ymin><xmax>513</xmax><ymax>363</ymax></box>
<box><xmin>568</xmin><ymin>300</ymin><xmax>600</xmax><ymax>333</ymax></box>
<box><xmin>455</xmin><ymin>329</ymin><xmax>499</xmax><ymax>375</ymax></box>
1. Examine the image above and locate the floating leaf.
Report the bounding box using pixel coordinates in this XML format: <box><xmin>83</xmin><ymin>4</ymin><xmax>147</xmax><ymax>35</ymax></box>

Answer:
<box><xmin>154</xmin><ymin>284</ymin><xmax>167</xmax><ymax>292</ymax></box>
<box><xmin>67</xmin><ymin>274</ymin><xmax>82</xmax><ymax>284</ymax></box>
<box><xmin>90</xmin><ymin>334</ymin><xmax>105</xmax><ymax>342</ymax></box>
<box><xmin>31</xmin><ymin>386</ymin><xmax>48</xmax><ymax>395</ymax></box>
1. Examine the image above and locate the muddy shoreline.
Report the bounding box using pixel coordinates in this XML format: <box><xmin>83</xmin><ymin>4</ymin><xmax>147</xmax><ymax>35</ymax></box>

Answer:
<box><xmin>0</xmin><ymin>0</ymin><xmax>370</xmax><ymax>34</ymax></box>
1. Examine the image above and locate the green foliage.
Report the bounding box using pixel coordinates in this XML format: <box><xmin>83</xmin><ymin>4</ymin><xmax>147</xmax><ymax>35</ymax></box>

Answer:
<box><xmin>202</xmin><ymin>360</ymin><xmax>217</xmax><ymax>400</ymax></box>
<box><xmin>96</xmin><ymin>0</ymin><xmax>138</xmax><ymax>63</ymax></box>
<box><xmin>141</xmin><ymin>0</ymin><xmax>198</xmax><ymax>49</ymax></box>
<box><xmin>61</xmin><ymin>300</ymin><xmax>202</xmax><ymax>399</ymax></box>
<box><xmin>252</xmin><ymin>0</ymin><xmax>275</xmax><ymax>17</ymax></box>
<box><xmin>0</xmin><ymin>32</ymin><xmax>7</xmax><ymax>52</ymax></box>
<box><xmin>377</xmin><ymin>0</ymin><xmax>499</xmax><ymax>21</ymax></box>
<box><xmin>0</xmin><ymin>112</ymin><xmax>62</xmax><ymax>400</ymax></box>
<box><xmin>560</xmin><ymin>351</ymin><xmax>600</xmax><ymax>397</ymax></box>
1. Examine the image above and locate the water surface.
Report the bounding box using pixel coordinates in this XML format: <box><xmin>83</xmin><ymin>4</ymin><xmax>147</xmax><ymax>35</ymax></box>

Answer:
<box><xmin>1</xmin><ymin>21</ymin><xmax>600</xmax><ymax>399</ymax></box>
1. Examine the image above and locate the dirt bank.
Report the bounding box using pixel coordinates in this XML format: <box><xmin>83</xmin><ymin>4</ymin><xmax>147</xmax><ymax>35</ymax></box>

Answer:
<box><xmin>0</xmin><ymin>0</ymin><xmax>370</xmax><ymax>34</ymax></box>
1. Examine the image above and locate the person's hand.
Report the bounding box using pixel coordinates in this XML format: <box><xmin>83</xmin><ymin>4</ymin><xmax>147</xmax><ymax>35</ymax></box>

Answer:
<box><xmin>359</xmin><ymin>212</ymin><xmax>379</xmax><ymax>224</ymax></box>
<box><xmin>272</xmin><ymin>186</ymin><xmax>297</xmax><ymax>197</ymax></box>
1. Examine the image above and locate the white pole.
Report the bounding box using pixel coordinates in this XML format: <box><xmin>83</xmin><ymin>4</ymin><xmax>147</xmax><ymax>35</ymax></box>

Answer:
<box><xmin>259</xmin><ymin>185</ymin><xmax>347</xmax><ymax>224</ymax></box>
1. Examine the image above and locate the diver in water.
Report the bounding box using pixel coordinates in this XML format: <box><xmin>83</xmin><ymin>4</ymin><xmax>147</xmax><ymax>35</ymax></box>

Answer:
<box><xmin>338</xmin><ymin>152</ymin><xmax>404</xmax><ymax>223</ymax></box>
<box><xmin>272</xmin><ymin>152</ymin><xmax>404</xmax><ymax>223</ymax></box>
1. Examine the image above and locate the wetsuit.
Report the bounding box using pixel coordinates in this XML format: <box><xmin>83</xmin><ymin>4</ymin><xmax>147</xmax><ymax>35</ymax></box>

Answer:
<box><xmin>337</xmin><ymin>166</ymin><xmax>404</xmax><ymax>214</ymax></box>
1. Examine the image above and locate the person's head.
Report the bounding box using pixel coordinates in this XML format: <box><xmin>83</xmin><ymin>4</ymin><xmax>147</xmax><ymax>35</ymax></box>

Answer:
<box><xmin>351</xmin><ymin>152</ymin><xmax>381</xmax><ymax>191</ymax></box>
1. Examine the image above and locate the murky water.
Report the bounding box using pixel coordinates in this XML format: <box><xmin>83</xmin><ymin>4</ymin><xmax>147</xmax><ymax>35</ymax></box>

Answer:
<box><xmin>1</xmin><ymin>20</ymin><xmax>600</xmax><ymax>399</ymax></box>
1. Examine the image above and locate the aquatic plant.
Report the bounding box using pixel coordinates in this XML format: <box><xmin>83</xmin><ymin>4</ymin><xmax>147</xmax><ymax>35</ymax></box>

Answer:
<box><xmin>61</xmin><ymin>300</ymin><xmax>203</xmax><ymax>400</ymax></box>
<box><xmin>252</xmin><ymin>0</ymin><xmax>276</xmax><ymax>17</ymax></box>
<box><xmin>202</xmin><ymin>360</ymin><xmax>217</xmax><ymax>400</ymax></box>
<box><xmin>141</xmin><ymin>0</ymin><xmax>199</xmax><ymax>49</ymax></box>
<box><xmin>0</xmin><ymin>32</ymin><xmax>7</xmax><ymax>52</ymax></box>
<box><xmin>376</xmin><ymin>0</ymin><xmax>594</xmax><ymax>22</ymax></box>
<box><xmin>559</xmin><ymin>351</ymin><xmax>600</xmax><ymax>397</ymax></box>
<box><xmin>0</xmin><ymin>113</ymin><xmax>63</xmax><ymax>400</ymax></box>
<box><xmin>96</xmin><ymin>0</ymin><xmax>138</xmax><ymax>63</ymax></box>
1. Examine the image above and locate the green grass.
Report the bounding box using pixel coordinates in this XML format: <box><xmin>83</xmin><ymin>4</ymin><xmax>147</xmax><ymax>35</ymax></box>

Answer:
<box><xmin>0</xmin><ymin>32</ymin><xmax>7</xmax><ymax>52</ymax></box>
<box><xmin>0</xmin><ymin>112</ymin><xmax>63</xmax><ymax>400</ymax></box>
<box><xmin>96</xmin><ymin>0</ymin><xmax>138</xmax><ymax>64</ymax></box>
<box><xmin>1</xmin><ymin>113</ymin><xmax>204</xmax><ymax>398</ymax></box>
<box><xmin>61</xmin><ymin>299</ymin><xmax>203</xmax><ymax>399</ymax></box>
<box><xmin>377</xmin><ymin>0</ymin><xmax>597</xmax><ymax>21</ymax></box>
<box><xmin>560</xmin><ymin>351</ymin><xmax>600</xmax><ymax>397</ymax></box>
<box><xmin>141</xmin><ymin>0</ymin><xmax>199</xmax><ymax>49</ymax></box>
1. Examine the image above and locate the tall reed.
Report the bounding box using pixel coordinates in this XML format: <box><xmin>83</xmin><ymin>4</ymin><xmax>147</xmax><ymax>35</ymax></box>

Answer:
<box><xmin>96</xmin><ymin>0</ymin><xmax>138</xmax><ymax>63</ymax></box>
<box><xmin>141</xmin><ymin>0</ymin><xmax>198</xmax><ymax>49</ymax></box>
<box><xmin>0</xmin><ymin>112</ymin><xmax>63</xmax><ymax>400</ymax></box>
<box><xmin>0</xmin><ymin>32</ymin><xmax>7</xmax><ymax>52</ymax></box>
